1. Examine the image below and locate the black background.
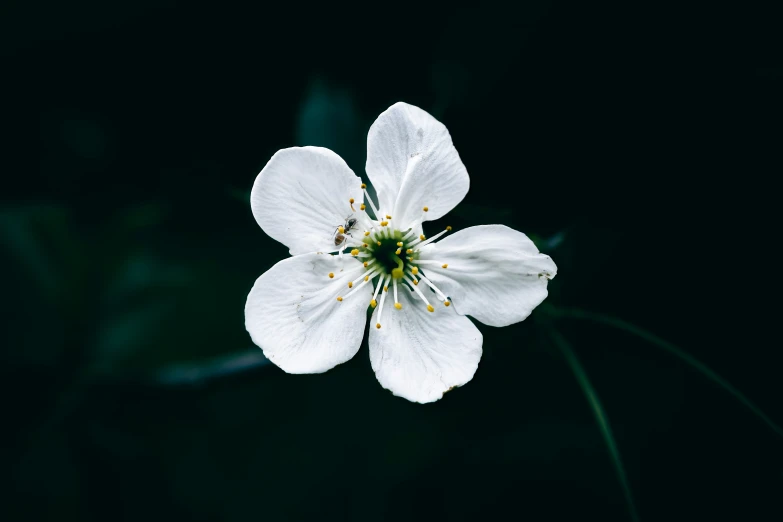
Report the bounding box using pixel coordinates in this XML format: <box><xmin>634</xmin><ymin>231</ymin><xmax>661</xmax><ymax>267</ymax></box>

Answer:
<box><xmin>2</xmin><ymin>3</ymin><xmax>781</xmax><ymax>521</ymax></box>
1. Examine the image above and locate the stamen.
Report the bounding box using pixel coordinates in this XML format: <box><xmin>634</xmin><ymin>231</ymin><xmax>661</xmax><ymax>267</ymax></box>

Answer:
<box><xmin>405</xmin><ymin>275</ymin><xmax>433</xmax><ymax>311</ymax></box>
<box><xmin>341</xmin><ymin>267</ymin><xmax>379</xmax><ymax>301</ymax></box>
<box><xmin>422</xmin><ymin>206</ymin><xmax>429</xmax><ymax>212</ymax></box>
<box><xmin>376</xmin><ymin>275</ymin><xmax>391</xmax><ymax>328</ymax></box>
<box><xmin>362</xmin><ymin>187</ymin><xmax>381</xmax><ymax>220</ymax></box>
<box><xmin>361</xmin><ymin>183</ymin><xmax>366</xmax><ymax>189</ymax></box>
<box><xmin>350</xmin><ymin>249</ymin><xmax>360</xmax><ymax>256</ymax></box>
<box><xmin>380</xmin><ymin>221</ymin><xmax>388</xmax><ymax>227</ymax></box>
<box><xmin>370</xmin><ymin>274</ymin><xmax>384</xmax><ymax>307</ymax></box>
<box><xmin>393</xmin><ymin>278</ymin><xmax>400</xmax><ymax>310</ymax></box>
<box><xmin>417</xmin><ymin>272</ymin><xmax>448</xmax><ymax>302</ymax></box>
<box><xmin>420</xmin><ymin>234</ymin><xmax>426</xmax><ymax>241</ymax></box>
<box><xmin>364</xmin><ymin>231</ymin><xmax>370</xmax><ymax>236</ymax></box>
<box><xmin>397</xmin><ymin>242</ymin><xmax>403</xmax><ymax>247</ymax></box>
<box><xmin>336</xmin><ymin>296</ymin><xmax>343</xmax><ymax>301</ymax></box>
<box><xmin>410</xmin><ymin>227</ymin><xmax>451</xmax><ymax>249</ymax></box>
<box><xmin>328</xmin><ymin>272</ymin><xmax>334</xmax><ymax>279</ymax></box>
<box><xmin>414</xmin><ymin>260</ymin><xmax>449</xmax><ymax>269</ymax></box>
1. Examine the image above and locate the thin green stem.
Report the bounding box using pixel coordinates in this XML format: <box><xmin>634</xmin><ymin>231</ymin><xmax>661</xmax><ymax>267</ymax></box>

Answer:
<box><xmin>550</xmin><ymin>328</ymin><xmax>640</xmax><ymax>522</ymax></box>
<box><xmin>554</xmin><ymin>307</ymin><xmax>783</xmax><ymax>439</ymax></box>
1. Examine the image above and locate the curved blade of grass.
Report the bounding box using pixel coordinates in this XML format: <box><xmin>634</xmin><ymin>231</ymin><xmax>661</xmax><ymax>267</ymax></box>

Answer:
<box><xmin>555</xmin><ymin>307</ymin><xmax>783</xmax><ymax>439</ymax></box>
<box><xmin>550</xmin><ymin>328</ymin><xmax>640</xmax><ymax>522</ymax></box>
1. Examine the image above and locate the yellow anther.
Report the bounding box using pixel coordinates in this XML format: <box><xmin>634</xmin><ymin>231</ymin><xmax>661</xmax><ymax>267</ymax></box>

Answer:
<box><xmin>444</xmin><ymin>300</ymin><xmax>451</xmax><ymax>307</ymax></box>
<box><xmin>363</xmin><ymin>261</ymin><xmax>369</xmax><ymax>267</ymax></box>
<box><xmin>423</xmin><ymin>206</ymin><xmax>429</xmax><ymax>212</ymax></box>
<box><xmin>442</xmin><ymin>264</ymin><xmax>449</xmax><ymax>268</ymax></box>
<box><xmin>427</xmin><ymin>304</ymin><xmax>435</xmax><ymax>312</ymax></box>
<box><xmin>338</xmin><ymin>226</ymin><xmax>345</xmax><ymax>234</ymax></box>
<box><xmin>377</xmin><ymin>241</ymin><xmax>381</xmax><ymax>246</ymax></box>
<box><xmin>394</xmin><ymin>302</ymin><xmax>402</xmax><ymax>310</ymax></box>
<box><xmin>446</xmin><ymin>225</ymin><xmax>452</xmax><ymax>231</ymax></box>
<box><xmin>376</xmin><ymin>323</ymin><xmax>381</xmax><ymax>329</ymax></box>
<box><xmin>406</xmin><ymin>249</ymin><xmax>413</xmax><ymax>254</ymax></box>
<box><xmin>407</xmin><ymin>257</ymin><xmax>413</xmax><ymax>261</ymax></box>
<box><xmin>386</xmin><ymin>215</ymin><xmax>392</xmax><ymax>219</ymax></box>
<box><xmin>370</xmin><ymin>299</ymin><xmax>377</xmax><ymax>308</ymax></box>
<box><xmin>364</xmin><ymin>231</ymin><xmax>370</xmax><ymax>236</ymax></box>
<box><xmin>419</xmin><ymin>234</ymin><xmax>426</xmax><ymax>240</ymax></box>
<box><xmin>413</xmin><ymin>279</ymin><xmax>419</xmax><ymax>285</ymax></box>
<box><xmin>364</xmin><ymin>276</ymin><xmax>369</xmax><ymax>281</ymax></box>
<box><xmin>336</xmin><ymin>296</ymin><xmax>343</xmax><ymax>302</ymax></box>
<box><xmin>397</xmin><ymin>241</ymin><xmax>403</xmax><ymax>247</ymax></box>
<box><xmin>381</xmin><ymin>221</ymin><xmax>389</xmax><ymax>227</ymax></box>
<box><xmin>361</xmin><ymin>183</ymin><xmax>366</xmax><ymax>189</ymax></box>
<box><xmin>383</xmin><ymin>285</ymin><xmax>388</xmax><ymax>292</ymax></box>
<box><xmin>351</xmin><ymin>249</ymin><xmax>359</xmax><ymax>256</ymax></box>
<box><xmin>411</xmin><ymin>267</ymin><xmax>419</xmax><ymax>275</ymax></box>
<box><xmin>348</xmin><ymin>282</ymin><xmax>353</xmax><ymax>288</ymax></box>
<box><xmin>395</xmin><ymin>248</ymin><xmax>402</xmax><ymax>255</ymax></box>
<box><xmin>328</xmin><ymin>272</ymin><xmax>335</xmax><ymax>278</ymax></box>
<box><xmin>360</xmin><ymin>204</ymin><xmax>366</xmax><ymax>210</ymax></box>
<box><xmin>349</xmin><ymin>198</ymin><xmax>355</xmax><ymax>204</ymax></box>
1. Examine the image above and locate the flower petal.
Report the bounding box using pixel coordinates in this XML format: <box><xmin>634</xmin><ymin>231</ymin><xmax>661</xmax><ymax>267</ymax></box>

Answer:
<box><xmin>251</xmin><ymin>147</ymin><xmax>364</xmax><ymax>256</ymax></box>
<box><xmin>365</xmin><ymin>102</ymin><xmax>469</xmax><ymax>229</ymax></box>
<box><xmin>369</xmin><ymin>284</ymin><xmax>482</xmax><ymax>403</ymax></box>
<box><xmin>245</xmin><ymin>253</ymin><xmax>370</xmax><ymax>373</ymax></box>
<box><xmin>417</xmin><ymin>225</ymin><xmax>557</xmax><ymax>327</ymax></box>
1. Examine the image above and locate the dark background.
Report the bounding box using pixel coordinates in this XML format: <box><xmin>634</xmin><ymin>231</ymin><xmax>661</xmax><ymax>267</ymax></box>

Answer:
<box><xmin>2</xmin><ymin>3</ymin><xmax>780</xmax><ymax>521</ymax></box>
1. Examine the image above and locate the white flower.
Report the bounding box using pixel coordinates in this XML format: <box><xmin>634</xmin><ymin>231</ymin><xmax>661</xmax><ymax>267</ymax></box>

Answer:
<box><xmin>245</xmin><ymin>102</ymin><xmax>557</xmax><ymax>403</ymax></box>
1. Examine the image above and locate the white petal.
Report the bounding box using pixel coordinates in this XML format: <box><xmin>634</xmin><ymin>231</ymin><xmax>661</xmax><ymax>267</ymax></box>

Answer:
<box><xmin>251</xmin><ymin>147</ymin><xmax>364</xmax><ymax>256</ymax></box>
<box><xmin>245</xmin><ymin>253</ymin><xmax>370</xmax><ymax>374</ymax></box>
<box><xmin>365</xmin><ymin>102</ymin><xmax>469</xmax><ymax>229</ymax></box>
<box><xmin>418</xmin><ymin>225</ymin><xmax>557</xmax><ymax>327</ymax></box>
<box><xmin>369</xmin><ymin>284</ymin><xmax>482</xmax><ymax>403</ymax></box>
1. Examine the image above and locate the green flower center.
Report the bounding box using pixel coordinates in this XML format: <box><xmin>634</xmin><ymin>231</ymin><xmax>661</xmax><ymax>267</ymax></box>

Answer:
<box><xmin>363</xmin><ymin>228</ymin><xmax>418</xmax><ymax>279</ymax></box>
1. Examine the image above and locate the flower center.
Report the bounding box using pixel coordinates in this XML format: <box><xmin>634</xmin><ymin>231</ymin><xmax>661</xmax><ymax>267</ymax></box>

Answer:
<box><xmin>331</xmin><ymin>191</ymin><xmax>454</xmax><ymax>329</ymax></box>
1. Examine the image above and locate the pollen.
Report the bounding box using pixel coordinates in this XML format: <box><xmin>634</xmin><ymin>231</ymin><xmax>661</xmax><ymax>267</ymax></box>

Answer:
<box><xmin>336</xmin><ymin>296</ymin><xmax>343</xmax><ymax>302</ymax></box>
<box><xmin>395</xmin><ymin>248</ymin><xmax>402</xmax><ymax>255</ymax></box>
<box><xmin>442</xmin><ymin>263</ymin><xmax>449</xmax><ymax>268</ymax></box>
<box><xmin>376</xmin><ymin>323</ymin><xmax>381</xmax><ymax>329</ymax></box>
<box><xmin>411</xmin><ymin>267</ymin><xmax>419</xmax><ymax>275</ymax></box>
<box><xmin>446</xmin><ymin>225</ymin><xmax>452</xmax><ymax>231</ymax></box>
<box><xmin>338</xmin><ymin>226</ymin><xmax>345</xmax><ymax>234</ymax></box>
<box><xmin>360</xmin><ymin>204</ymin><xmax>366</xmax><ymax>210</ymax></box>
<box><xmin>364</xmin><ymin>231</ymin><xmax>370</xmax><ymax>236</ymax></box>
<box><xmin>381</xmin><ymin>221</ymin><xmax>389</xmax><ymax>227</ymax></box>
<box><xmin>444</xmin><ymin>300</ymin><xmax>451</xmax><ymax>307</ymax></box>
<box><xmin>364</xmin><ymin>276</ymin><xmax>369</xmax><ymax>281</ymax></box>
<box><xmin>350</xmin><ymin>249</ymin><xmax>360</xmax><ymax>256</ymax></box>
<box><xmin>422</xmin><ymin>206</ymin><xmax>429</xmax><ymax>212</ymax></box>
<box><xmin>406</xmin><ymin>249</ymin><xmax>412</xmax><ymax>254</ymax></box>
<box><xmin>397</xmin><ymin>242</ymin><xmax>403</xmax><ymax>247</ymax></box>
<box><xmin>413</xmin><ymin>279</ymin><xmax>419</xmax><ymax>285</ymax></box>
<box><xmin>370</xmin><ymin>299</ymin><xmax>377</xmax><ymax>308</ymax></box>
<box><xmin>386</xmin><ymin>215</ymin><xmax>392</xmax><ymax>219</ymax></box>
<box><xmin>348</xmin><ymin>282</ymin><xmax>353</xmax><ymax>288</ymax></box>
<box><xmin>427</xmin><ymin>304</ymin><xmax>435</xmax><ymax>312</ymax></box>
<box><xmin>419</xmin><ymin>234</ymin><xmax>426</xmax><ymax>241</ymax></box>
<box><xmin>328</xmin><ymin>272</ymin><xmax>335</xmax><ymax>279</ymax></box>
<box><xmin>363</xmin><ymin>261</ymin><xmax>369</xmax><ymax>267</ymax></box>
<box><xmin>361</xmin><ymin>183</ymin><xmax>366</xmax><ymax>189</ymax></box>
<box><xmin>383</xmin><ymin>285</ymin><xmax>388</xmax><ymax>292</ymax></box>
<box><xmin>394</xmin><ymin>302</ymin><xmax>402</xmax><ymax>310</ymax></box>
